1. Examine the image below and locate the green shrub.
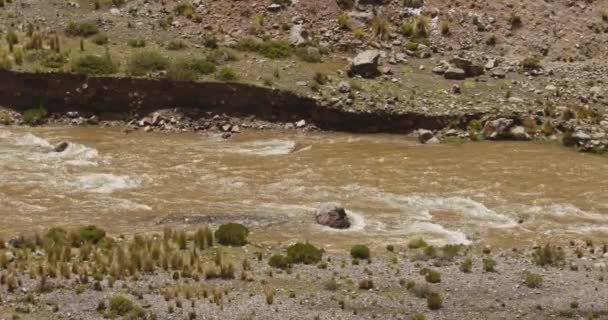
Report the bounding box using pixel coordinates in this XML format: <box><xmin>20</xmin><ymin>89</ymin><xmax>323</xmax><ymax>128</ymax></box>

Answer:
<box><xmin>570</xmin><ymin>301</ymin><xmax>578</xmax><ymax>309</ymax></box>
<box><xmin>439</xmin><ymin>20</ymin><xmax>450</xmax><ymax>35</ymax></box>
<box><xmin>109</xmin><ymin>296</ymin><xmax>134</xmax><ymax>315</ymax></box>
<box><xmin>65</xmin><ymin>21</ymin><xmax>99</xmax><ymax>37</ymax></box>
<box><xmin>426</xmin><ymin>292</ymin><xmax>442</xmax><ymax>310</ymax></box>
<box><xmin>216</xmin><ymin>66</ymin><xmax>238</xmax><ymax>82</ymax></box>
<box><xmin>410</xmin><ymin>314</ymin><xmax>426</xmax><ymax>320</ymax></box>
<box><xmin>441</xmin><ymin>244</ymin><xmax>460</xmax><ymax>260</ymax></box>
<box><xmin>214</xmin><ymin>223</ymin><xmax>249</xmax><ymax>246</ymax></box>
<box><xmin>508</xmin><ymin>13</ymin><xmax>522</xmax><ymax>29</ymax></box>
<box><xmin>167</xmin><ymin>60</ymin><xmax>199</xmax><ymax>81</ymax></box>
<box><xmin>79</xmin><ymin>225</ymin><xmax>106</xmax><ymax>244</ymax></box>
<box><xmin>404</xmin><ymin>41</ymin><xmax>418</xmax><ymax>51</ymax></box>
<box><xmin>41</xmin><ymin>53</ymin><xmax>68</xmax><ymax>69</ymax></box>
<box><xmin>6</xmin><ymin>31</ymin><xmax>18</xmax><ymax>45</ymax></box>
<box><xmin>408</xmin><ymin>237</ymin><xmax>428</xmax><ymax>249</ymax></box>
<box><xmin>386</xmin><ymin>244</ymin><xmax>395</xmax><ymax>252</ymax></box>
<box><xmin>482</xmin><ymin>257</ymin><xmax>496</xmax><ymax>272</ymax></box>
<box><xmin>400</xmin><ymin>23</ymin><xmax>414</xmax><ymax>36</ymax></box>
<box><xmin>127</xmin><ymin>50</ymin><xmax>169</xmax><ymax>76</ymax></box>
<box><xmin>468</xmin><ymin>119</ymin><xmax>483</xmax><ymax>131</ymax></box>
<box><xmin>23</xmin><ymin>106</ymin><xmax>48</xmax><ymax>126</ymax></box>
<box><xmin>91</xmin><ymin>33</ymin><xmax>109</xmax><ymax>45</ymax></box>
<box><xmin>0</xmin><ymin>49</ymin><xmax>12</xmax><ymax>70</ymax></box>
<box><xmin>268</xmin><ymin>254</ymin><xmax>290</xmax><ymax>269</ymax></box>
<box><xmin>72</xmin><ymin>53</ymin><xmax>117</xmax><ymax>75</ymax></box>
<box><xmin>127</xmin><ymin>39</ymin><xmax>146</xmax><ymax>48</ymax></box>
<box><xmin>167</xmin><ymin>40</ymin><xmax>187</xmax><ymax>51</ymax></box>
<box><xmin>460</xmin><ymin>257</ymin><xmax>472</xmax><ymax>273</ymax></box>
<box><xmin>174</xmin><ymin>3</ymin><xmax>195</xmax><ymax>17</ymax></box>
<box><xmin>45</xmin><ymin>227</ymin><xmax>67</xmax><ymax>244</ymax></box>
<box><xmin>602</xmin><ymin>9</ymin><xmax>608</xmax><ymax>22</ymax></box>
<box><xmin>524</xmin><ymin>272</ymin><xmax>543</xmax><ymax>288</ymax></box>
<box><xmin>425</xmin><ymin>270</ymin><xmax>441</xmax><ymax>283</ymax></box>
<box><xmin>350</xmin><ymin>245</ymin><xmax>370</xmax><ymax>260</ymax></box>
<box><xmin>413</xmin><ymin>16</ymin><xmax>430</xmax><ymax>38</ymax></box>
<box><xmin>336</xmin><ymin>0</ymin><xmax>354</xmax><ymax>10</ymax></box>
<box><xmin>532</xmin><ymin>244</ymin><xmax>565</xmax><ymax>267</ymax></box>
<box><xmin>236</xmin><ymin>38</ymin><xmax>293</xmax><ymax>59</ymax></box>
<box><xmin>286</xmin><ymin>242</ymin><xmax>323</xmax><ymax>264</ymax></box>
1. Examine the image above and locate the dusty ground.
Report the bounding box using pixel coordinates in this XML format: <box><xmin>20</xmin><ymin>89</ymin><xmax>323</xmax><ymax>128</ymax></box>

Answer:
<box><xmin>1</xmin><ymin>226</ymin><xmax>608</xmax><ymax>320</ymax></box>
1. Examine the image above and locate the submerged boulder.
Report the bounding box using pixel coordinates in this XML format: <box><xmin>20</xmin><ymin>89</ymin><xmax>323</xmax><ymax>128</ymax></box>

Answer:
<box><xmin>53</xmin><ymin>141</ymin><xmax>69</xmax><ymax>152</ymax></box>
<box><xmin>315</xmin><ymin>203</ymin><xmax>351</xmax><ymax>229</ymax></box>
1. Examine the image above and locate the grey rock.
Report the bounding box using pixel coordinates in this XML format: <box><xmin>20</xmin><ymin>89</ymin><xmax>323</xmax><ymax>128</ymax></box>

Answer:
<box><xmin>315</xmin><ymin>203</ymin><xmax>351</xmax><ymax>229</ymax></box>
<box><xmin>348</xmin><ymin>50</ymin><xmax>381</xmax><ymax>78</ymax></box>
<box><xmin>444</xmin><ymin>67</ymin><xmax>466</xmax><ymax>80</ymax></box>
<box><xmin>53</xmin><ymin>141</ymin><xmax>69</xmax><ymax>152</ymax></box>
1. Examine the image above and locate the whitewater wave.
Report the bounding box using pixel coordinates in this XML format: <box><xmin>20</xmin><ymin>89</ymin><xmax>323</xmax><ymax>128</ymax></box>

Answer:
<box><xmin>406</xmin><ymin>222</ymin><xmax>471</xmax><ymax>245</ymax></box>
<box><xmin>72</xmin><ymin>173</ymin><xmax>142</xmax><ymax>194</ymax></box>
<box><xmin>222</xmin><ymin>139</ymin><xmax>297</xmax><ymax>156</ymax></box>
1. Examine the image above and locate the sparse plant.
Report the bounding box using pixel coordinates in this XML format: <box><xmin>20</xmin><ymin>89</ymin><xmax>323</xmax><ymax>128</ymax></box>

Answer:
<box><xmin>460</xmin><ymin>257</ymin><xmax>472</xmax><ymax>273</ymax></box>
<box><xmin>508</xmin><ymin>13</ymin><xmax>522</xmax><ymax>29</ymax></box>
<box><xmin>404</xmin><ymin>0</ymin><xmax>424</xmax><ymax>9</ymax></box>
<box><xmin>532</xmin><ymin>244</ymin><xmax>565</xmax><ymax>267</ymax></box>
<box><xmin>72</xmin><ymin>52</ymin><xmax>118</xmax><ymax>75</ymax></box>
<box><xmin>336</xmin><ymin>0</ymin><xmax>354</xmax><ymax>10</ymax></box>
<box><xmin>522</xmin><ymin>57</ymin><xmax>542</xmax><ymax>70</ymax></box>
<box><xmin>413</xmin><ymin>16</ymin><xmax>430</xmax><ymax>38</ymax></box>
<box><xmin>426</xmin><ymin>292</ymin><xmax>442</xmax><ymax>310</ymax></box>
<box><xmin>408</xmin><ymin>237</ymin><xmax>428</xmax><ymax>249</ymax></box>
<box><xmin>400</xmin><ymin>22</ymin><xmax>414</xmax><ymax>36</ymax></box>
<box><xmin>524</xmin><ymin>271</ymin><xmax>543</xmax><ymax>288</ymax></box>
<box><xmin>214</xmin><ymin>223</ymin><xmax>248</xmax><ymax>246</ymax></box>
<box><xmin>167</xmin><ymin>40</ymin><xmax>187</xmax><ymax>51</ymax></box>
<box><xmin>22</xmin><ymin>107</ymin><xmax>48</xmax><ymax>126</ymax></box>
<box><xmin>91</xmin><ymin>33</ymin><xmax>109</xmax><ymax>45</ymax></box>
<box><xmin>425</xmin><ymin>270</ymin><xmax>441</xmax><ymax>283</ymax></box>
<box><xmin>482</xmin><ymin>257</ymin><xmax>496</xmax><ymax>272</ymax></box>
<box><xmin>127</xmin><ymin>50</ymin><xmax>169</xmax><ymax>76</ymax></box>
<box><xmin>286</xmin><ymin>242</ymin><xmax>323</xmax><ymax>265</ymax></box>
<box><xmin>216</xmin><ymin>66</ymin><xmax>238</xmax><ymax>82</ymax></box>
<box><xmin>128</xmin><ymin>39</ymin><xmax>146</xmax><ymax>48</ymax></box>
<box><xmin>439</xmin><ymin>20</ymin><xmax>450</xmax><ymax>35</ymax></box>
<box><xmin>350</xmin><ymin>245</ymin><xmax>370</xmax><ymax>260</ymax></box>
<box><xmin>371</xmin><ymin>16</ymin><xmax>390</xmax><ymax>40</ymax></box>
<box><xmin>65</xmin><ymin>21</ymin><xmax>99</xmax><ymax>37</ymax></box>
<box><xmin>268</xmin><ymin>254</ymin><xmax>290</xmax><ymax>270</ymax></box>
<box><xmin>338</xmin><ymin>12</ymin><xmax>350</xmax><ymax>30</ymax></box>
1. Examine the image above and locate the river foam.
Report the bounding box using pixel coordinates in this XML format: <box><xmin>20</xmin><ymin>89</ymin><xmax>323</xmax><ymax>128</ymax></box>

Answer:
<box><xmin>72</xmin><ymin>173</ymin><xmax>142</xmax><ymax>194</ymax></box>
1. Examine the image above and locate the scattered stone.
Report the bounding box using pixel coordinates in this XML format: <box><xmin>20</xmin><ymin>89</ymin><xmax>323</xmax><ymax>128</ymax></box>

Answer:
<box><xmin>348</xmin><ymin>50</ymin><xmax>381</xmax><ymax>78</ymax></box>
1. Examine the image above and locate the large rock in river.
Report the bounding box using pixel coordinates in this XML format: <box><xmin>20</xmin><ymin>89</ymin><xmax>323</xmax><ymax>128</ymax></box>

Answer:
<box><xmin>315</xmin><ymin>203</ymin><xmax>351</xmax><ymax>229</ymax></box>
<box><xmin>54</xmin><ymin>141</ymin><xmax>69</xmax><ymax>152</ymax></box>
<box><xmin>348</xmin><ymin>50</ymin><xmax>381</xmax><ymax>78</ymax></box>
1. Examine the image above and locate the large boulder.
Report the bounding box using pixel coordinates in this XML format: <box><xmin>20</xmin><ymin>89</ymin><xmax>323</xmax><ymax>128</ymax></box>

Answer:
<box><xmin>449</xmin><ymin>57</ymin><xmax>484</xmax><ymax>77</ymax></box>
<box><xmin>416</xmin><ymin>129</ymin><xmax>439</xmax><ymax>144</ymax></box>
<box><xmin>481</xmin><ymin>118</ymin><xmax>514</xmax><ymax>140</ymax></box>
<box><xmin>53</xmin><ymin>141</ymin><xmax>69</xmax><ymax>152</ymax></box>
<box><xmin>348</xmin><ymin>50</ymin><xmax>381</xmax><ymax>78</ymax></box>
<box><xmin>315</xmin><ymin>203</ymin><xmax>351</xmax><ymax>229</ymax></box>
<box><xmin>289</xmin><ymin>24</ymin><xmax>309</xmax><ymax>47</ymax></box>
<box><xmin>444</xmin><ymin>67</ymin><xmax>466</xmax><ymax>80</ymax></box>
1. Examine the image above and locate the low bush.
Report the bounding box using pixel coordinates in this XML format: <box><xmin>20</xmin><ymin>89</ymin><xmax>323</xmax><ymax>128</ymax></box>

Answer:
<box><xmin>23</xmin><ymin>106</ymin><xmax>48</xmax><ymax>126</ymax></box>
<box><xmin>482</xmin><ymin>257</ymin><xmax>496</xmax><ymax>272</ymax></box>
<box><xmin>127</xmin><ymin>39</ymin><xmax>146</xmax><ymax>48</ymax></box>
<box><xmin>167</xmin><ymin>40</ymin><xmax>187</xmax><ymax>51</ymax></box>
<box><xmin>79</xmin><ymin>225</ymin><xmax>106</xmax><ymax>244</ymax></box>
<box><xmin>174</xmin><ymin>3</ymin><xmax>195</xmax><ymax>17</ymax></box>
<box><xmin>166</xmin><ymin>60</ymin><xmax>199</xmax><ymax>81</ymax></box>
<box><xmin>350</xmin><ymin>245</ymin><xmax>370</xmax><ymax>260</ymax></box>
<box><xmin>524</xmin><ymin>271</ymin><xmax>543</xmax><ymax>288</ymax></box>
<box><xmin>410</xmin><ymin>314</ymin><xmax>426</xmax><ymax>320</ymax></box>
<box><xmin>439</xmin><ymin>20</ymin><xmax>450</xmax><ymax>35</ymax></box>
<box><xmin>532</xmin><ymin>244</ymin><xmax>565</xmax><ymax>267</ymax></box>
<box><xmin>286</xmin><ymin>242</ymin><xmax>323</xmax><ymax>264</ymax></box>
<box><xmin>425</xmin><ymin>270</ymin><xmax>441</xmax><ymax>283</ymax></box>
<box><xmin>268</xmin><ymin>254</ymin><xmax>290</xmax><ymax>269</ymax></box>
<box><xmin>408</xmin><ymin>237</ymin><xmax>428</xmax><ymax>249</ymax></box>
<box><xmin>460</xmin><ymin>257</ymin><xmax>472</xmax><ymax>273</ymax></box>
<box><xmin>214</xmin><ymin>223</ymin><xmax>249</xmax><ymax>246</ymax></box>
<box><xmin>0</xmin><ymin>49</ymin><xmax>11</xmax><ymax>70</ymax></box>
<box><xmin>216</xmin><ymin>66</ymin><xmax>238</xmax><ymax>82</ymax></box>
<box><xmin>65</xmin><ymin>21</ymin><xmax>99</xmax><ymax>37</ymax></box>
<box><xmin>72</xmin><ymin>53</ymin><xmax>117</xmax><ymax>75</ymax></box>
<box><xmin>426</xmin><ymin>292</ymin><xmax>442</xmax><ymax>310</ymax></box>
<box><xmin>295</xmin><ymin>47</ymin><xmax>322</xmax><ymax>63</ymax></box>
<box><xmin>413</xmin><ymin>16</ymin><xmax>429</xmax><ymax>38</ymax></box>
<box><xmin>400</xmin><ymin>22</ymin><xmax>414</xmax><ymax>36</ymax></box>
<box><xmin>127</xmin><ymin>51</ymin><xmax>169</xmax><ymax>76</ymax></box>
<box><xmin>44</xmin><ymin>227</ymin><xmax>67</xmax><ymax>244</ymax></box>
<box><xmin>236</xmin><ymin>38</ymin><xmax>293</xmax><ymax>59</ymax></box>
<box><xmin>371</xmin><ymin>16</ymin><xmax>390</xmax><ymax>40</ymax></box>
<box><xmin>109</xmin><ymin>296</ymin><xmax>134</xmax><ymax>316</ymax></box>
<box><xmin>91</xmin><ymin>33</ymin><xmax>109</xmax><ymax>45</ymax></box>
<box><xmin>41</xmin><ymin>52</ymin><xmax>68</xmax><ymax>69</ymax></box>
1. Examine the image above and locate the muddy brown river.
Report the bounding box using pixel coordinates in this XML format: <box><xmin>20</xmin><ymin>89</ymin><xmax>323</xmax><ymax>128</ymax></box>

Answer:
<box><xmin>1</xmin><ymin>126</ymin><xmax>607</xmax><ymax>249</ymax></box>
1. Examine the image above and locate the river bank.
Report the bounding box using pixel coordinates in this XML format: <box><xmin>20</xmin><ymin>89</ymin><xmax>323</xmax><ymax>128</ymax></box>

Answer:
<box><xmin>1</xmin><ymin>225</ymin><xmax>607</xmax><ymax>320</ymax></box>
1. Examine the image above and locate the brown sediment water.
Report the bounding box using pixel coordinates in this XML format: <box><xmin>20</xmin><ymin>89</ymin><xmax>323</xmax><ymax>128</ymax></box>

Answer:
<box><xmin>1</xmin><ymin>126</ymin><xmax>607</xmax><ymax>248</ymax></box>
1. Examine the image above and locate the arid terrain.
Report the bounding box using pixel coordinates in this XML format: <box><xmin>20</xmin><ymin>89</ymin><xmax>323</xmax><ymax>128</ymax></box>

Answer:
<box><xmin>1</xmin><ymin>0</ymin><xmax>608</xmax><ymax>319</ymax></box>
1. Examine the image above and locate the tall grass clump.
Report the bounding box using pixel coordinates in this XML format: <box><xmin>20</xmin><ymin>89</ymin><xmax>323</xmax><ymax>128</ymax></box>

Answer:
<box><xmin>127</xmin><ymin>50</ymin><xmax>169</xmax><ymax>76</ymax></box>
<box><xmin>72</xmin><ymin>52</ymin><xmax>118</xmax><ymax>75</ymax></box>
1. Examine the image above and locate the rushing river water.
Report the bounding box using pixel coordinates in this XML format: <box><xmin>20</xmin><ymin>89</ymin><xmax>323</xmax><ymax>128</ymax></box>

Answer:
<box><xmin>1</xmin><ymin>126</ymin><xmax>608</xmax><ymax>248</ymax></box>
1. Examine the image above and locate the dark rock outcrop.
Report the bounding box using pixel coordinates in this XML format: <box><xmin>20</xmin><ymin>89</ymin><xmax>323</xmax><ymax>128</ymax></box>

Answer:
<box><xmin>315</xmin><ymin>203</ymin><xmax>351</xmax><ymax>229</ymax></box>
